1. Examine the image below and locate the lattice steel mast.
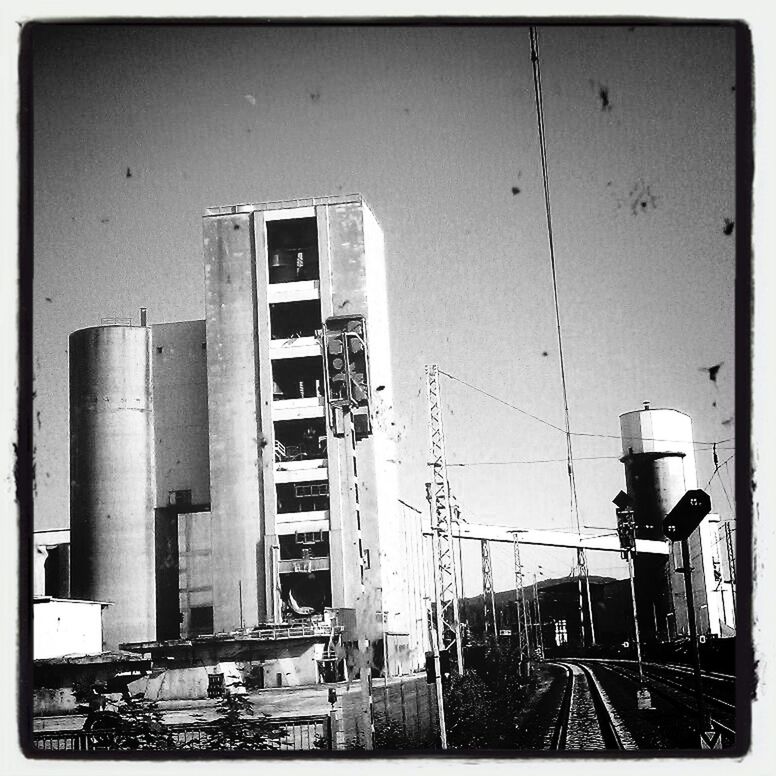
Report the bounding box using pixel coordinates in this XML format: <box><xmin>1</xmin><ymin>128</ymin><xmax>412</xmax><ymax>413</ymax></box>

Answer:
<box><xmin>481</xmin><ymin>539</ymin><xmax>498</xmax><ymax>640</ymax></box>
<box><xmin>426</xmin><ymin>364</ymin><xmax>465</xmax><ymax>671</ymax></box>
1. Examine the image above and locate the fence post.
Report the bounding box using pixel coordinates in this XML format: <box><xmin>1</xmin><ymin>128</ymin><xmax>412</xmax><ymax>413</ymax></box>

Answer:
<box><xmin>329</xmin><ymin>697</ymin><xmax>345</xmax><ymax>751</ymax></box>
<box><xmin>428</xmin><ymin>678</ymin><xmax>438</xmax><ymax>747</ymax></box>
<box><xmin>399</xmin><ymin>677</ymin><xmax>407</xmax><ymax>737</ymax></box>
<box><xmin>415</xmin><ymin>676</ymin><xmax>422</xmax><ymax>740</ymax></box>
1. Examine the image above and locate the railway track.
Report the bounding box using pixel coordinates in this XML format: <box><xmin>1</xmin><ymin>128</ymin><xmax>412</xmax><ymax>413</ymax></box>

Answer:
<box><xmin>547</xmin><ymin>661</ymin><xmax>637</xmax><ymax>751</ymax></box>
<box><xmin>592</xmin><ymin>660</ymin><xmax>735</xmax><ymax>744</ymax></box>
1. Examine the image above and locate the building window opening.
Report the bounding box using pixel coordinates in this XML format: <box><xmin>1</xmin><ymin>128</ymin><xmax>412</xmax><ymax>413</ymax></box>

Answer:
<box><xmin>207</xmin><ymin>672</ymin><xmax>224</xmax><ymax>698</ymax></box>
<box><xmin>553</xmin><ymin>619</ymin><xmax>568</xmax><ymax>646</ymax></box>
<box><xmin>270</xmin><ymin>299</ymin><xmax>322</xmax><ymax>340</ymax></box>
<box><xmin>279</xmin><ymin>531</ymin><xmax>329</xmax><ymax>561</ymax></box>
<box><xmin>272</xmin><ymin>357</ymin><xmax>324</xmax><ymax>400</ymax></box>
<box><xmin>276</xmin><ymin>481</ymin><xmax>329</xmax><ymax>514</ymax></box>
<box><xmin>168</xmin><ymin>489</ymin><xmax>192</xmax><ymax>507</ymax></box>
<box><xmin>266</xmin><ymin>217</ymin><xmax>319</xmax><ymax>283</ymax></box>
<box><xmin>280</xmin><ymin>570</ymin><xmax>332</xmax><ymax>617</ymax></box>
<box><xmin>190</xmin><ymin>605</ymin><xmax>214</xmax><ymax>636</ymax></box>
<box><xmin>274</xmin><ymin>418</ymin><xmax>327</xmax><ymax>462</ymax></box>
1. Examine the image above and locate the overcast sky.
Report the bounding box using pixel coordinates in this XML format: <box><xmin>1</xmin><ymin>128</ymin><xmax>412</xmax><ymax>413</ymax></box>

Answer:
<box><xmin>30</xmin><ymin>22</ymin><xmax>738</xmax><ymax>594</ymax></box>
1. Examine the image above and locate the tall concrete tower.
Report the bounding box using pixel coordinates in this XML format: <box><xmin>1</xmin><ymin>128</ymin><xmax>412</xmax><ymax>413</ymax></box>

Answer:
<box><xmin>620</xmin><ymin>405</ymin><xmax>719</xmax><ymax>641</ymax></box>
<box><xmin>69</xmin><ymin>325</ymin><xmax>157</xmax><ymax>648</ymax></box>
<box><xmin>202</xmin><ymin>194</ymin><xmax>408</xmax><ymax>668</ymax></box>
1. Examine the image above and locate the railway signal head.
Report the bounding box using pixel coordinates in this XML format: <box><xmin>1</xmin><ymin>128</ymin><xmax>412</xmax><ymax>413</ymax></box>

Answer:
<box><xmin>424</xmin><ymin>650</ymin><xmax>451</xmax><ymax>683</ymax></box>
<box><xmin>614</xmin><ymin>491</ymin><xmax>636</xmax><ymax>555</ymax></box>
<box><xmin>612</xmin><ymin>490</ymin><xmax>634</xmax><ymax>510</ymax></box>
<box><xmin>322</xmin><ymin>315</ymin><xmax>373</xmax><ymax>434</ymax></box>
<box><xmin>663</xmin><ymin>489</ymin><xmax>712</xmax><ymax>542</ymax></box>
<box><xmin>323</xmin><ymin>327</ymin><xmax>349</xmax><ymax>406</ymax></box>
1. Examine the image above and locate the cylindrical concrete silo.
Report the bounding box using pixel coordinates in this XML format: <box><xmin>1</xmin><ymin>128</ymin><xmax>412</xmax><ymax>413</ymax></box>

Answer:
<box><xmin>620</xmin><ymin>404</ymin><xmax>710</xmax><ymax>643</ymax></box>
<box><xmin>69</xmin><ymin>325</ymin><xmax>156</xmax><ymax>649</ymax></box>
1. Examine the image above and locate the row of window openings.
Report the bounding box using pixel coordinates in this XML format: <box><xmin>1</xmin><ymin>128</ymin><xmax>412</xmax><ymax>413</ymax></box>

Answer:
<box><xmin>276</xmin><ymin>481</ymin><xmax>329</xmax><ymax>514</ymax></box>
<box><xmin>272</xmin><ymin>356</ymin><xmax>323</xmax><ymax>401</ymax></box>
<box><xmin>274</xmin><ymin>418</ymin><xmax>327</xmax><ymax>463</ymax></box>
<box><xmin>267</xmin><ymin>217</ymin><xmax>319</xmax><ymax>285</ymax></box>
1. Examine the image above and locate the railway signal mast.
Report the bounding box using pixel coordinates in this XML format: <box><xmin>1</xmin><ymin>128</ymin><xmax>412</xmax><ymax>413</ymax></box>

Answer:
<box><xmin>663</xmin><ymin>488</ymin><xmax>713</xmax><ymax>740</ymax></box>
<box><xmin>613</xmin><ymin>490</ymin><xmax>653</xmax><ymax>710</ymax></box>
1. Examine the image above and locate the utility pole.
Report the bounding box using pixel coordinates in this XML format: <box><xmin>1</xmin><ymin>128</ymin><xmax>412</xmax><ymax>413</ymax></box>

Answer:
<box><xmin>580</xmin><ymin>549</ymin><xmax>596</xmax><ymax>645</ymax></box>
<box><xmin>533</xmin><ymin>574</ymin><xmax>545</xmax><ymax>660</ymax></box>
<box><xmin>340</xmin><ymin>410</ymin><xmax>373</xmax><ymax>750</ymax></box>
<box><xmin>576</xmin><ymin>563</ymin><xmax>585</xmax><ymax>648</ymax></box>
<box><xmin>430</xmin><ymin>627</ymin><xmax>448</xmax><ymax>749</ymax></box>
<box><xmin>425</xmin><ymin>365</ymin><xmax>465</xmax><ymax>673</ymax></box>
<box><xmin>379</xmin><ymin>588</ymin><xmax>390</xmax><ymax>713</ymax></box>
<box><xmin>512</xmin><ymin>532</ymin><xmax>531</xmax><ymax>661</ymax></box>
<box><xmin>426</xmin><ymin>483</ymin><xmax>448</xmax><ymax>750</ymax></box>
<box><xmin>481</xmin><ymin>539</ymin><xmax>498</xmax><ymax>642</ymax></box>
<box><xmin>723</xmin><ymin>521</ymin><xmax>737</xmax><ymax>621</ymax></box>
<box><xmin>512</xmin><ymin>537</ymin><xmax>524</xmax><ymax>658</ymax></box>
<box><xmin>451</xmin><ymin>501</ymin><xmax>467</xmax><ymax>649</ymax></box>
<box><xmin>626</xmin><ymin>548</ymin><xmax>652</xmax><ymax>709</ymax></box>
<box><xmin>681</xmin><ymin>537</ymin><xmax>708</xmax><ymax>731</ymax></box>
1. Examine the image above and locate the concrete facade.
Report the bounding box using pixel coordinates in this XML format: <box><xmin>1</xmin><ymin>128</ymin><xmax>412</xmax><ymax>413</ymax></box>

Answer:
<box><xmin>201</xmin><ymin>195</ymin><xmax>416</xmax><ymax>671</ymax></box>
<box><xmin>66</xmin><ymin>194</ymin><xmax>421</xmax><ymax>678</ymax></box>
<box><xmin>151</xmin><ymin>320</ymin><xmax>211</xmax><ymax>509</ymax></box>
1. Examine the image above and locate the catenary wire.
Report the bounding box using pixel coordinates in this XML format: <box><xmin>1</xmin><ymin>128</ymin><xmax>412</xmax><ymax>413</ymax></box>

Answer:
<box><xmin>439</xmin><ymin>368</ymin><xmax>732</xmax><ymax>449</ymax></box>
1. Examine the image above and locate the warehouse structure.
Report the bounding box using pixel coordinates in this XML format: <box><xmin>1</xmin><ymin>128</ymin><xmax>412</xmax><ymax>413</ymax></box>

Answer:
<box><xmin>64</xmin><ymin>194</ymin><xmax>425</xmax><ymax>685</ymax></box>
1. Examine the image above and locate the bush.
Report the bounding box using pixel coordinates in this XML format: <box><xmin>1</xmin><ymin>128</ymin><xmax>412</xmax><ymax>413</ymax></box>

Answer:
<box><xmin>184</xmin><ymin>680</ymin><xmax>287</xmax><ymax>751</ymax></box>
<box><xmin>443</xmin><ymin>645</ymin><xmax>535</xmax><ymax>749</ymax></box>
<box><xmin>374</xmin><ymin>718</ymin><xmax>435</xmax><ymax>750</ymax></box>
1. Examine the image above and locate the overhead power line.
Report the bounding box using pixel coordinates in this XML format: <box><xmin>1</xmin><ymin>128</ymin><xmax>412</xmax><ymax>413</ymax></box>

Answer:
<box><xmin>448</xmin><ymin>455</ymin><xmax>621</xmax><ymax>467</ymax></box>
<box><xmin>439</xmin><ymin>368</ymin><xmax>732</xmax><ymax>449</ymax></box>
<box><xmin>528</xmin><ymin>26</ymin><xmax>581</xmax><ymax>536</ymax></box>
<box><xmin>704</xmin><ymin>453</ymin><xmax>736</xmax><ymax>492</ymax></box>
<box><xmin>438</xmin><ymin>368</ymin><xmax>565</xmax><ymax>433</ymax></box>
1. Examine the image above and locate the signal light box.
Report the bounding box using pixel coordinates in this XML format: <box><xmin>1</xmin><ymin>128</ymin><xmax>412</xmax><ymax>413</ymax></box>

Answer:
<box><xmin>663</xmin><ymin>489</ymin><xmax>712</xmax><ymax>542</ymax></box>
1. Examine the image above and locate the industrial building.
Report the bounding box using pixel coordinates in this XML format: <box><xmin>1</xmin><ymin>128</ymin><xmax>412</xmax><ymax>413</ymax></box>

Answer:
<box><xmin>619</xmin><ymin>405</ymin><xmax>734</xmax><ymax>642</ymax></box>
<box><xmin>447</xmin><ymin>405</ymin><xmax>735</xmax><ymax>658</ymax></box>
<box><xmin>61</xmin><ymin>194</ymin><xmax>425</xmax><ymax>686</ymax></box>
<box><xmin>34</xmin><ymin>194</ymin><xmax>735</xmax><ymax>695</ymax></box>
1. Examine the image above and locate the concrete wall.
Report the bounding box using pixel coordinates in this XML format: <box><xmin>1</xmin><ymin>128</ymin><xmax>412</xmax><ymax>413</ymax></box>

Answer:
<box><xmin>69</xmin><ymin>325</ymin><xmax>156</xmax><ymax>648</ymax></box>
<box><xmin>322</xmin><ymin>200</ymin><xmax>384</xmax><ymax>648</ymax></box>
<box><xmin>33</xmin><ymin>687</ymin><xmax>78</xmax><ymax>716</ymax></box>
<box><xmin>362</xmin><ymin>203</ymin><xmax>408</xmax><ymax>654</ymax></box>
<box><xmin>178</xmin><ymin>511</ymin><xmax>214</xmax><ymax>637</ymax></box>
<box><xmin>397</xmin><ymin>501</ymin><xmax>430</xmax><ymax>671</ymax></box>
<box><xmin>129</xmin><ymin>640</ymin><xmax>323</xmax><ymax>700</ymax></box>
<box><xmin>151</xmin><ymin>320</ymin><xmax>210</xmax><ymax>508</ymax></box>
<box><xmin>33</xmin><ymin>599</ymin><xmax>105</xmax><ymax>659</ymax></box>
<box><xmin>203</xmin><ymin>212</ymin><xmax>266</xmax><ymax>631</ymax></box>
<box><xmin>339</xmin><ymin>674</ymin><xmax>438</xmax><ymax>747</ymax></box>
